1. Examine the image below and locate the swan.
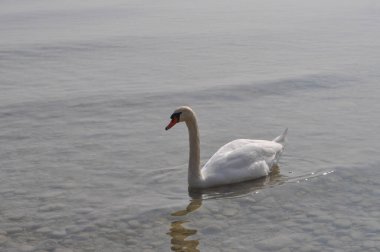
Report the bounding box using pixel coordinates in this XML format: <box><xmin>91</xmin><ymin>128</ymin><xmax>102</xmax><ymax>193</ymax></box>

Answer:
<box><xmin>165</xmin><ymin>106</ymin><xmax>288</xmax><ymax>189</ymax></box>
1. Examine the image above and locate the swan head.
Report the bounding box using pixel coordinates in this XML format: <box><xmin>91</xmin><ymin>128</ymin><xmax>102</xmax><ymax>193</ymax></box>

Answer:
<box><xmin>165</xmin><ymin>106</ymin><xmax>195</xmax><ymax>130</ymax></box>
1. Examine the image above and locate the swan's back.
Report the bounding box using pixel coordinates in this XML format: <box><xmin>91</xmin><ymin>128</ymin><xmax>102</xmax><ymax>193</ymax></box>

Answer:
<box><xmin>200</xmin><ymin>139</ymin><xmax>284</xmax><ymax>187</ymax></box>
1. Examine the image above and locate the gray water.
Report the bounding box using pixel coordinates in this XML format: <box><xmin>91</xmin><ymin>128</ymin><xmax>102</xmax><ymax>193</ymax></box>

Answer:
<box><xmin>1</xmin><ymin>0</ymin><xmax>380</xmax><ymax>251</ymax></box>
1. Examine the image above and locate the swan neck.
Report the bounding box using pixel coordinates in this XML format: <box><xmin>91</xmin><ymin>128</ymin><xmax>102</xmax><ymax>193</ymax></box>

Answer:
<box><xmin>186</xmin><ymin>116</ymin><xmax>201</xmax><ymax>186</ymax></box>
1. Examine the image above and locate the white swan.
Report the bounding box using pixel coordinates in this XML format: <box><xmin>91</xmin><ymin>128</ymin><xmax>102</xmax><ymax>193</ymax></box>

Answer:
<box><xmin>165</xmin><ymin>106</ymin><xmax>288</xmax><ymax>189</ymax></box>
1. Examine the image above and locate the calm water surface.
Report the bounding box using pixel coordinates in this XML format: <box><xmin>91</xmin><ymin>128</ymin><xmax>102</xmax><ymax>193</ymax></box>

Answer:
<box><xmin>1</xmin><ymin>0</ymin><xmax>380</xmax><ymax>251</ymax></box>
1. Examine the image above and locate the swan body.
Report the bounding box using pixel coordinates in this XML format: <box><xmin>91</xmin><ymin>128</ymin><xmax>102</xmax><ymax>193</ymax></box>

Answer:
<box><xmin>165</xmin><ymin>106</ymin><xmax>287</xmax><ymax>189</ymax></box>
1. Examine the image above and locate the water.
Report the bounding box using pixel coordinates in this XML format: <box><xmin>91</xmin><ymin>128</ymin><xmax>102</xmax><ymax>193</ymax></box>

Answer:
<box><xmin>1</xmin><ymin>0</ymin><xmax>380</xmax><ymax>251</ymax></box>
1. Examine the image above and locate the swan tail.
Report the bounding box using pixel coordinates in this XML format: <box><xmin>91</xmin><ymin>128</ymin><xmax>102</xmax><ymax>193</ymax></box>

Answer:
<box><xmin>273</xmin><ymin>128</ymin><xmax>288</xmax><ymax>145</ymax></box>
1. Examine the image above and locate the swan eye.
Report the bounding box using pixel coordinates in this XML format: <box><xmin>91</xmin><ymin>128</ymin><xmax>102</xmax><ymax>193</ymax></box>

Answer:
<box><xmin>170</xmin><ymin>112</ymin><xmax>182</xmax><ymax>120</ymax></box>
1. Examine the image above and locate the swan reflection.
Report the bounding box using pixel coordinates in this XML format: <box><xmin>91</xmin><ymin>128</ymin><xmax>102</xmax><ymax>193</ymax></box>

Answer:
<box><xmin>168</xmin><ymin>199</ymin><xmax>202</xmax><ymax>252</ymax></box>
<box><xmin>168</xmin><ymin>166</ymin><xmax>285</xmax><ymax>252</ymax></box>
<box><xmin>167</xmin><ymin>220</ymin><xmax>200</xmax><ymax>252</ymax></box>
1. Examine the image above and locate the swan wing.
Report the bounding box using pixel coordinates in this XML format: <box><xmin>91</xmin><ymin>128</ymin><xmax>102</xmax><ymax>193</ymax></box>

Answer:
<box><xmin>201</xmin><ymin>139</ymin><xmax>283</xmax><ymax>187</ymax></box>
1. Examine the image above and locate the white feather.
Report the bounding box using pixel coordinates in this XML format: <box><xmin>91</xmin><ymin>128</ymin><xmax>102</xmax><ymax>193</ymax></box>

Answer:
<box><xmin>201</xmin><ymin>139</ymin><xmax>285</xmax><ymax>187</ymax></box>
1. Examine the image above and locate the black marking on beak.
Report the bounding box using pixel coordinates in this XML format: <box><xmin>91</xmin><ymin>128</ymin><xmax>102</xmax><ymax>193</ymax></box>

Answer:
<box><xmin>170</xmin><ymin>112</ymin><xmax>182</xmax><ymax>120</ymax></box>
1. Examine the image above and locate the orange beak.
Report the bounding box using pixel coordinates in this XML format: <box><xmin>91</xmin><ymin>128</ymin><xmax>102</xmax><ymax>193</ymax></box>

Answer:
<box><xmin>165</xmin><ymin>118</ymin><xmax>178</xmax><ymax>130</ymax></box>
